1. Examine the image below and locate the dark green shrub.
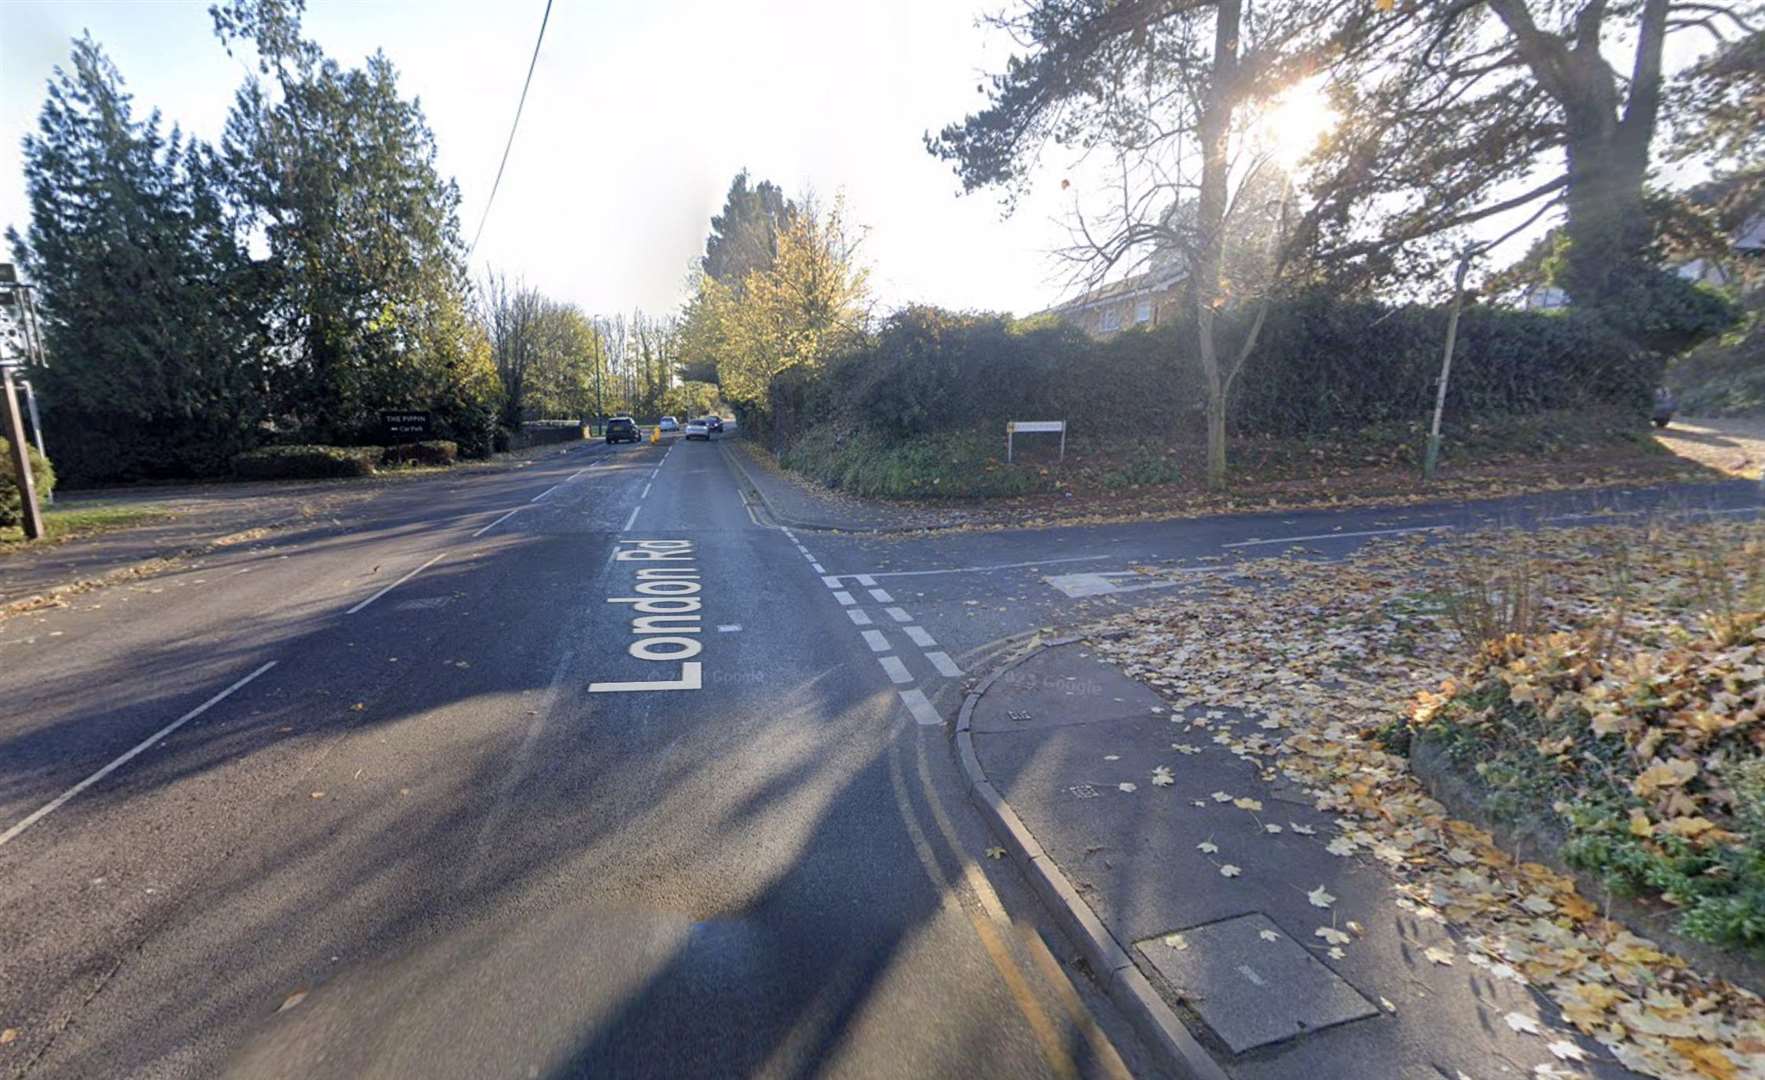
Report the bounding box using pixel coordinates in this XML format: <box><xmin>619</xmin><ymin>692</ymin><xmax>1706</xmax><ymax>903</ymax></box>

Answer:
<box><xmin>0</xmin><ymin>437</ymin><xmax>55</xmax><ymax>526</ymax></box>
<box><xmin>231</xmin><ymin>444</ymin><xmax>382</xmax><ymax>480</ymax></box>
<box><xmin>780</xmin><ymin>425</ymin><xmax>1046</xmax><ymax>498</ymax></box>
<box><xmin>382</xmin><ymin>440</ymin><xmax>458</xmax><ymax>467</ymax></box>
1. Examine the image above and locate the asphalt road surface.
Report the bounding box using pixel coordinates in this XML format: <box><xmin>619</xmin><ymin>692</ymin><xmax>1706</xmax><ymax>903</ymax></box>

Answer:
<box><xmin>1</xmin><ymin>434</ymin><xmax>1759</xmax><ymax>1079</ymax></box>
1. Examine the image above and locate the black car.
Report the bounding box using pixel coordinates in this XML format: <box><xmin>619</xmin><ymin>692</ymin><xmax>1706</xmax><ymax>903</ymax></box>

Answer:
<box><xmin>604</xmin><ymin>416</ymin><xmax>640</xmax><ymax>444</ymax></box>
<box><xmin>706</xmin><ymin>416</ymin><xmax>724</xmax><ymax>434</ymax></box>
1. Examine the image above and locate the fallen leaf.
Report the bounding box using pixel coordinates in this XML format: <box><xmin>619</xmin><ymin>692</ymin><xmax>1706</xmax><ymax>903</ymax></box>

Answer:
<box><xmin>1504</xmin><ymin>1011</ymin><xmax>1541</xmax><ymax>1036</ymax></box>
<box><xmin>1233</xmin><ymin>797</ymin><xmax>1264</xmax><ymax>812</ymax></box>
<box><xmin>1211</xmin><ymin>791</ymin><xmax>1233</xmax><ymax>803</ymax></box>
<box><xmin>1424</xmin><ymin>945</ymin><xmax>1454</xmax><ymax>966</ymax></box>
<box><xmin>277</xmin><ymin>990</ymin><xmax>308</xmax><ymax>1013</ymax></box>
<box><xmin>1259</xmin><ymin>929</ymin><xmax>1281</xmax><ymax>942</ymax></box>
<box><xmin>1326</xmin><ymin>837</ymin><xmax>1356</xmax><ymax>856</ymax></box>
<box><xmin>1219</xmin><ymin>864</ymin><xmax>1242</xmax><ymax>878</ymax></box>
<box><xmin>1289</xmin><ymin>822</ymin><xmax>1316</xmax><ymax>835</ymax></box>
<box><xmin>1546</xmin><ymin>1040</ymin><xmax>1586</xmax><ymax>1062</ymax></box>
<box><xmin>1118</xmin><ymin>782</ymin><xmax>1137</xmax><ymax>793</ymax></box>
<box><xmin>985</xmin><ymin>846</ymin><xmax>1006</xmax><ymax>860</ymax></box>
<box><xmin>1265</xmin><ymin>823</ymin><xmax>1283</xmax><ymax>834</ymax></box>
<box><xmin>1197</xmin><ymin>841</ymin><xmax>1219</xmax><ymax>854</ymax></box>
<box><xmin>1379</xmin><ymin>996</ymin><xmax>1396</xmax><ymax>1013</ymax></box>
<box><xmin>0</xmin><ymin>1029</ymin><xmax>15</xmax><ymax>1045</ymax></box>
<box><xmin>1315</xmin><ymin>926</ymin><xmax>1351</xmax><ymax>945</ymax></box>
<box><xmin>1151</xmin><ymin>765</ymin><xmax>1175</xmax><ymax>787</ymax></box>
<box><xmin>1308</xmin><ymin>886</ymin><xmax>1337</xmax><ymax>909</ymax></box>
<box><xmin>1163</xmin><ymin>933</ymin><xmax>1189</xmax><ymax>951</ymax></box>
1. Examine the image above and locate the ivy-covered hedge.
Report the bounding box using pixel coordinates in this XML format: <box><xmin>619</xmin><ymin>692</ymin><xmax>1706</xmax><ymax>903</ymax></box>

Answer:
<box><xmin>0</xmin><ymin>437</ymin><xmax>55</xmax><ymax>526</ymax></box>
<box><xmin>231</xmin><ymin>444</ymin><xmax>383</xmax><ymax>480</ymax></box>
<box><xmin>766</xmin><ymin>293</ymin><xmax>1662</xmax><ymax>451</ymax></box>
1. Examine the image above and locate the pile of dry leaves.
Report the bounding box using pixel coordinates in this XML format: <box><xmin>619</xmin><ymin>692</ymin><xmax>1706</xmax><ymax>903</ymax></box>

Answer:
<box><xmin>1086</xmin><ymin>518</ymin><xmax>1765</xmax><ymax>1080</ymax></box>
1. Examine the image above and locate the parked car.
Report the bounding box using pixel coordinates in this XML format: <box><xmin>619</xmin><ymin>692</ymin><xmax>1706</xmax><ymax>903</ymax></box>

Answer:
<box><xmin>658</xmin><ymin>416</ymin><xmax>679</xmax><ymax>432</ymax></box>
<box><xmin>604</xmin><ymin>416</ymin><xmax>640</xmax><ymax>444</ymax></box>
<box><xmin>684</xmin><ymin>418</ymin><xmax>710</xmax><ymax>441</ymax></box>
<box><xmin>706</xmin><ymin>416</ymin><xmax>724</xmax><ymax>434</ymax></box>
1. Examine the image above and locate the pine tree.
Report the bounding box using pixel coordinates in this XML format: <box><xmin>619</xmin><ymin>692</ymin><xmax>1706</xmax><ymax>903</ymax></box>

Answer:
<box><xmin>8</xmin><ymin>35</ymin><xmax>266</xmax><ymax>483</ymax></box>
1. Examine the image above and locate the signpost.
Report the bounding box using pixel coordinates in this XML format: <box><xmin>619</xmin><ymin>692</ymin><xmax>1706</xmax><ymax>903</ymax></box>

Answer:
<box><xmin>0</xmin><ymin>264</ymin><xmax>44</xmax><ymax>539</ymax></box>
<box><xmin>1006</xmin><ymin>420</ymin><xmax>1066</xmax><ymax>464</ymax></box>
<box><xmin>379</xmin><ymin>410</ymin><xmax>433</xmax><ymax>442</ymax></box>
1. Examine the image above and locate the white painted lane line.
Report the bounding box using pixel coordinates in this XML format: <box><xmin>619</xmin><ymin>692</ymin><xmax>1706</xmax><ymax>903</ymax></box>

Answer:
<box><xmin>472</xmin><ymin>508</ymin><xmax>522</xmax><ymax>538</ymax></box>
<box><xmin>904</xmin><ymin>625</ymin><xmax>936</xmax><ymax>648</ymax></box>
<box><xmin>868</xmin><ymin>588</ymin><xmax>894</xmax><ymax>603</ymax></box>
<box><xmin>867</xmin><ymin>554</ymin><xmax>1110</xmax><ymax>578</ymax></box>
<box><xmin>833</xmin><ymin>590</ymin><xmax>856</xmax><ymax>606</ymax></box>
<box><xmin>810</xmin><ymin>563</ymin><xmax>826</xmax><ymax>574</ymax></box>
<box><xmin>925</xmin><ymin>651</ymin><xmax>963</xmax><ymax>678</ymax></box>
<box><xmin>899</xmin><ymin>687</ymin><xmax>942</xmax><ymax>726</ymax></box>
<box><xmin>0</xmin><ymin>661</ymin><xmax>278</xmax><ymax>848</ymax></box>
<box><xmin>640</xmin><ymin>482</ymin><xmax>652</xmax><ymax>499</ymax></box>
<box><xmin>862</xmin><ymin>629</ymin><xmax>891</xmax><ymax>652</ymax></box>
<box><xmin>567</xmin><ymin>468</ymin><xmax>587</xmax><ymax>480</ymax></box>
<box><xmin>885</xmin><ymin>607</ymin><xmax>912</xmax><ymax>623</ymax></box>
<box><xmin>855</xmin><ymin>574</ymin><xmax>877</xmax><ymax>586</ymax></box>
<box><xmin>718</xmin><ymin>624</ymin><xmax>742</xmax><ymax>632</ymax></box>
<box><xmin>347</xmin><ymin>553</ymin><xmax>447</xmax><ymax>614</ymax></box>
<box><xmin>878</xmin><ymin>656</ymin><xmax>912</xmax><ymax>684</ymax></box>
<box><xmin>847</xmin><ymin>609</ymin><xmax>873</xmax><ymax>626</ymax></box>
<box><xmin>820</xmin><ymin>576</ymin><xmax>843</xmax><ymax>588</ymax></box>
<box><xmin>1221</xmin><ymin>524</ymin><xmax>1452</xmax><ymax>549</ymax></box>
<box><xmin>621</xmin><ymin>506</ymin><xmax>641</xmax><ymax>532</ymax></box>
<box><xmin>529</xmin><ymin>484</ymin><xmax>560</xmax><ymax>503</ymax></box>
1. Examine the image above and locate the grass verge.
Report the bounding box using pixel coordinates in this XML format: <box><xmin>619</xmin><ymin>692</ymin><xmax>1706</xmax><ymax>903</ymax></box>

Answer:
<box><xmin>0</xmin><ymin>503</ymin><xmax>176</xmax><ymax>548</ymax></box>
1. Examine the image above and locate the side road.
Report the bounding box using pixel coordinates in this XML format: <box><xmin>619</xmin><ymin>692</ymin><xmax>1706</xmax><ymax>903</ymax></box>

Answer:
<box><xmin>958</xmin><ymin>639</ymin><xmax>1640</xmax><ymax>1080</ymax></box>
<box><xmin>0</xmin><ymin>440</ymin><xmax>601</xmax><ymax>608</ymax></box>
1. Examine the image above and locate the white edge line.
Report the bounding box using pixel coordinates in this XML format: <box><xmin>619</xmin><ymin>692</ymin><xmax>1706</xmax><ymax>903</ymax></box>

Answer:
<box><xmin>640</xmin><ymin>482</ymin><xmax>652</xmax><ymax>500</ymax></box>
<box><xmin>472</xmin><ymin>508</ymin><xmax>521</xmax><ymax>538</ymax></box>
<box><xmin>529</xmin><ymin>484</ymin><xmax>560</xmax><ymax>503</ymax></box>
<box><xmin>0</xmin><ymin>661</ymin><xmax>279</xmax><ymax>848</ymax></box>
<box><xmin>621</xmin><ymin>505</ymin><xmax>641</xmax><ymax>532</ymax></box>
<box><xmin>347</xmin><ymin>553</ymin><xmax>447</xmax><ymax>614</ymax></box>
<box><xmin>1221</xmin><ymin>524</ymin><xmax>1452</xmax><ymax>549</ymax></box>
<box><xmin>868</xmin><ymin>554</ymin><xmax>1111</xmax><ymax>578</ymax></box>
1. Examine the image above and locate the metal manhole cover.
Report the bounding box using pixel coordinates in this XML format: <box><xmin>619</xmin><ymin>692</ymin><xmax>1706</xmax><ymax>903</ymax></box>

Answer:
<box><xmin>1137</xmin><ymin>912</ymin><xmax>1377</xmax><ymax>1054</ymax></box>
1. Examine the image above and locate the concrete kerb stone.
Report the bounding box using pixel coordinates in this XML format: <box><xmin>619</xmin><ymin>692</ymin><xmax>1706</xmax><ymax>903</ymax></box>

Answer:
<box><xmin>717</xmin><ymin>440</ymin><xmax>923</xmax><ymax>535</ymax></box>
<box><xmin>954</xmin><ymin>636</ymin><xmax>1229</xmax><ymax>1080</ymax></box>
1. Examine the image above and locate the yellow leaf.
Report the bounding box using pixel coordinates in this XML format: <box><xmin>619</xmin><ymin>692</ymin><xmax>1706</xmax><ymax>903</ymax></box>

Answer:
<box><xmin>1233</xmin><ymin>797</ymin><xmax>1263</xmax><ymax>812</ymax></box>
<box><xmin>1663</xmin><ymin>816</ymin><xmax>1719</xmax><ymax>840</ymax></box>
<box><xmin>1668</xmin><ymin>1039</ymin><xmax>1739</xmax><ymax>1080</ymax></box>
<box><xmin>1629</xmin><ymin>809</ymin><xmax>1654</xmax><ymax>837</ymax></box>
<box><xmin>1633</xmin><ymin>758</ymin><xmax>1697</xmax><ymax>798</ymax></box>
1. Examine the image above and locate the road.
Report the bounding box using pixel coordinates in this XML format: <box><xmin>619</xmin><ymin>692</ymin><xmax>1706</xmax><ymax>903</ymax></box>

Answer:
<box><xmin>1</xmin><ymin>433</ymin><xmax>1759</xmax><ymax>1078</ymax></box>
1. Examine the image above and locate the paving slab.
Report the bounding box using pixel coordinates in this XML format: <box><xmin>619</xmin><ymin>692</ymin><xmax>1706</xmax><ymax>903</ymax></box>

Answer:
<box><xmin>969</xmin><ymin>642</ymin><xmax>1639</xmax><ymax>1079</ymax></box>
<box><xmin>1137</xmin><ymin>913</ymin><xmax>1376</xmax><ymax>1054</ymax></box>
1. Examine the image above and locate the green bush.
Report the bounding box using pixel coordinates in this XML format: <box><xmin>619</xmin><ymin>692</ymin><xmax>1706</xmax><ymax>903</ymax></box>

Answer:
<box><xmin>382</xmin><ymin>440</ymin><xmax>458</xmax><ymax>467</ymax></box>
<box><xmin>231</xmin><ymin>444</ymin><xmax>382</xmax><ymax>480</ymax></box>
<box><xmin>0</xmin><ymin>437</ymin><xmax>55</xmax><ymax>526</ymax></box>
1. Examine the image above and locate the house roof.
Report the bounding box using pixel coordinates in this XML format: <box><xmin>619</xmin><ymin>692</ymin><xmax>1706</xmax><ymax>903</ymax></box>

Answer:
<box><xmin>1050</xmin><ymin>265</ymin><xmax>1188</xmax><ymax>314</ymax></box>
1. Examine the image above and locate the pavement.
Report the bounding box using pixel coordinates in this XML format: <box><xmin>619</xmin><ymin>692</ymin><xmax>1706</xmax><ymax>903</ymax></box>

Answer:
<box><xmin>958</xmin><ymin>641</ymin><xmax>1636</xmax><ymax>1079</ymax></box>
<box><xmin>2</xmin><ymin>429</ymin><xmax>1762</xmax><ymax>1079</ymax></box>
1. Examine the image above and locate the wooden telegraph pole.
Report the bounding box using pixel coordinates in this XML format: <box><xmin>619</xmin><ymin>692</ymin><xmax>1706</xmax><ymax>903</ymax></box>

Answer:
<box><xmin>0</xmin><ymin>265</ymin><xmax>45</xmax><ymax>539</ymax></box>
<box><xmin>1423</xmin><ymin>248</ymin><xmax>1475</xmax><ymax>483</ymax></box>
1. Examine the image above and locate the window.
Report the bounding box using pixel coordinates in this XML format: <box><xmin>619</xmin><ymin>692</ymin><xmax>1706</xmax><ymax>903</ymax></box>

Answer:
<box><xmin>1134</xmin><ymin>297</ymin><xmax>1153</xmax><ymax>324</ymax></box>
<box><xmin>1099</xmin><ymin>307</ymin><xmax>1122</xmax><ymax>332</ymax></box>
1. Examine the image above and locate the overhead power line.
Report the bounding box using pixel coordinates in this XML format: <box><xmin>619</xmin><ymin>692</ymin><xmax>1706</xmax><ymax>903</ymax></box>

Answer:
<box><xmin>466</xmin><ymin>0</ymin><xmax>554</xmax><ymax>260</ymax></box>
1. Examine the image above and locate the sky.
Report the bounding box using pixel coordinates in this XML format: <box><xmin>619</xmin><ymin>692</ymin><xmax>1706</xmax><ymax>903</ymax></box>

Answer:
<box><xmin>0</xmin><ymin>0</ymin><xmax>1096</xmax><ymax>318</ymax></box>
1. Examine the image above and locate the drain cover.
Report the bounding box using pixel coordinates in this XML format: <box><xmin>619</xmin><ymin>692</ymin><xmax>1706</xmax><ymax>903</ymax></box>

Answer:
<box><xmin>1138</xmin><ymin>913</ymin><xmax>1377</xmax><ymax>1053</ymax></box>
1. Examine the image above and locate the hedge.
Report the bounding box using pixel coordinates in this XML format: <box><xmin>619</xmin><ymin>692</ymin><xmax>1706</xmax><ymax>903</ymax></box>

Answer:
<box><xmin>231</xmin><ymin>444</ymin><xmax>383</xmax><ymax>480</ymax></box>
<box><xmin>382</xmin><ymin>440</ymin><xmax>458</xmax><ymax>467</ymax></box>
<box><xmin>765</xmin><ymin>293</ymin><xmax>1662</xmax><ymax>451</ymax></box>
<box><xmin>0</xmin><ymin>437</ymin><xmax>55</xmax><ymax>527</ymax></box>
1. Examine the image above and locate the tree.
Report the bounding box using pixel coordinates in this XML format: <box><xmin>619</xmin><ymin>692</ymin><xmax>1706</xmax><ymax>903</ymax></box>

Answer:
<box><xmin>212</xmin><ymin>0</ymin><xmax>496</xmax><ymax>443</ymax></box>
<box><xmin>1310</xmin><ymin>0</ymin><xmax>1757</xmax><ymax>336</ymax></box>
<box><xmin>929</xmin><ymin>0</ymin><xmax>1336</xmax><ymax>485</ymax></box>
<box><xmin>698</xmin><ymin>195</ymin><xmax>870</xmax><ymax>418</ymax></box>
<box><xmin>8</xmin><ymin>35</ymin><xmax>267</xmax><ymax>483</ymax></box>
<box><xmin>703</xmin><ymin>171</ymin><xmax>797</xmax><ymax>289</ymax></box>
<box><xmin>1668</xmin><ymin>28</ymin><xmax>1764</xmax><ymax>238</ymax></box>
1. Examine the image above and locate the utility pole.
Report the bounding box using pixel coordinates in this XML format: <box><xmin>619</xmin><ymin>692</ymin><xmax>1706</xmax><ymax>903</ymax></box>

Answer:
<box><xmin>1424</xmin><ymin>248</ymin><xmax>1475</xmax><ymax>482</ymax></box>
<box><xmin>3</xmin><ymin>364</ymin><xmax>44</xmax><ymax>539</ymax></box>
<box><xmin>0</xmin><ymin>264</ymin><xmax>44</xmax><ymax>537</ymax></box>
<box><xmin>18</xmin><ymin>379</ymin><xmax>49</xmax><ymax>504</ymax></box>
